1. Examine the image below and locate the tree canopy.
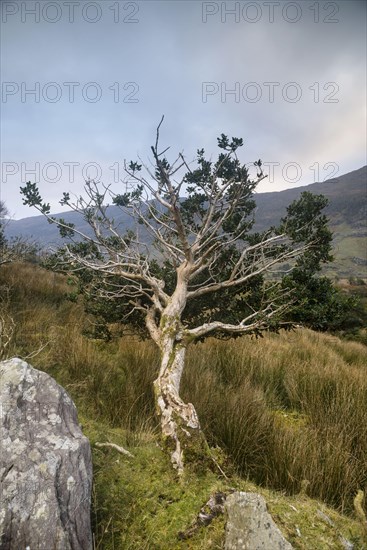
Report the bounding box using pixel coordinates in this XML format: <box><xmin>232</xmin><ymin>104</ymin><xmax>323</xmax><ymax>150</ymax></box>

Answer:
<box><xmin>21</xmin><ymin>126</ymin><xmax>332</xmax><ymax>339</ymax></box>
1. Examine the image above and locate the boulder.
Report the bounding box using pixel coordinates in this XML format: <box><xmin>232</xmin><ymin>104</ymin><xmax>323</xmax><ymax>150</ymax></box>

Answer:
<box><xmin>225</xmin><ymin>492</ymin><xmax>294</xmax><ymax>550</ymax></box>
<box><xmin>0</xmin><ymin>357</ymin><xmax>93</xmax><ymax>549</ymax></box>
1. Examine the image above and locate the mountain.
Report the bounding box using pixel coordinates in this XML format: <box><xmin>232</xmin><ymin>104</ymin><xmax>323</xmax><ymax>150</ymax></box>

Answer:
<box><xmin>5</xmin><ymin>166</ymin><xmax>367</xmax><ymax>278</ymax></box>
<box><xmin>6</xmin><ymin>205</ymin><xmax>137</xmax><ymax>249</ymax></box>
<box><xmin>252</xmin><ymin>165</ymin><xmax>366</xmax><ymax>278</ymax></box>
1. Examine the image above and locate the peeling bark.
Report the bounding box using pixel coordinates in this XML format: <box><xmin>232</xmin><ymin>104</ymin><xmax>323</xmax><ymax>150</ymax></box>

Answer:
<box><xmin>153</xmin><ymin>326</ymin><xmax>206</xmax><ymax>474</ymax></box>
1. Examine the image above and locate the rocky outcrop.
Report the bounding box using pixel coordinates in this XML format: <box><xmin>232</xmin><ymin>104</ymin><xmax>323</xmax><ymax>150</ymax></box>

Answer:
<box><xmin>225</xmin><ymin>492</ymin><xmax>294</xmax><ymax>549</ymax></box>
<box><xmin>0</xmin><ymin>357</ymin><xmax>93</xmax><ymax>550</ymax></box>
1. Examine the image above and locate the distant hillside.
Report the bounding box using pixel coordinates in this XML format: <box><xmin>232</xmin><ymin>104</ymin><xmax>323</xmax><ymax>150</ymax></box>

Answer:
<box><xmin>253</xmin><ymin>166</ymin><xmax>366</xmax><ymax>278</ymax></box>
<box><xmin>6</xmin><ymin>205</ymin><xmax>137</xmax><ymax>250</ymax></box>
<box><xmin>6</xmin><ymin>166</ymin><xmax>367</xmax><ymax>278</ymax></box>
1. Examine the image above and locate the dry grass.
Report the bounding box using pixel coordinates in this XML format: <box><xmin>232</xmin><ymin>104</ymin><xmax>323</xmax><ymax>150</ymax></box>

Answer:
<box><xmin>1</xmin><ymin>263</ymin><xmax>366</xmax><ymax>516</ymax></box>
<box><xmin>183</xmin><ymin>333</ymin><xmax>367</xmax><ymax>513</ymax></box>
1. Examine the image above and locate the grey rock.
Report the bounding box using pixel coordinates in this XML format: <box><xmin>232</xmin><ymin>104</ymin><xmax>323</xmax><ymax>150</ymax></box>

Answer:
<box><xmin>0</xmin><ymin>358</ymin><xmax>93</xmax><ymax>549</ymax></box>
<box><xmin>225</xmin><ymin>492</ymin><xmax>294</xmax><ymax>550</ymax></box>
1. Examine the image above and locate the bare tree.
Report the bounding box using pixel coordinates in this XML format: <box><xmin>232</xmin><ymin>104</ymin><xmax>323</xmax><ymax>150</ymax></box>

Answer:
<box><xmin>21</xmin><ymin>120</ymin><xmax>332</xmax><ymax>473</ymax></box>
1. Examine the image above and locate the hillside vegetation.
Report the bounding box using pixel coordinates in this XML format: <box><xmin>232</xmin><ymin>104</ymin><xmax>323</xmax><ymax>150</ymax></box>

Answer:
<box><xmin>1</xmin><ymin>263</ymin><xmax>367</xmax><ymax>549</ymax></box>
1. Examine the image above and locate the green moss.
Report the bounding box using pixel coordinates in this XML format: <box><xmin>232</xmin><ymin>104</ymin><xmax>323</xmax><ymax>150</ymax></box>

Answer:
<box><xmin>273</xmin><ymin>409</ymin><xmax>309</xmax><ymax>430</ymax></box>
<box><xmin>268</xmin><ymin>494</ymin><xmax>367</xmax><ymax>549</ymax></box>
<box><xmin>179</xmin><ymin>427</ymin><xmax>212</xmax><ymax>475</ymax></box>
<box><xmin>82</xmin><ymin>414</ymin><xmax>227</xmax><ymax>549</ymax></box>
<box><xmin>160</xmin><ymin>314</ymin><xmax>181</xmax><ymax>339</ymax></box>
<box><xmin>80</xmin><ymin>413</ymin><xmax>366</xmax><ymax>549</ymax></box>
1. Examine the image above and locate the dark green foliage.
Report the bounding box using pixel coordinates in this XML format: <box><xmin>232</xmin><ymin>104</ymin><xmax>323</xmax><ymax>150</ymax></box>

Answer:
<box><xmin>113</xmin><ymin>183</ymin><xmax>144</xmax><ymax>208</ymax></box>
<box><xmin>273</xmin><ymin>193</ymin><xmax>359</xmax><ymax>332</ymax></box>
<box><xmin>20</xmin><ymin>182</ymin><xmax>51</xmax><ymax>214</ymax></box>
<box><xmin>280</xmin><ymin>190</ymin><xmax>363</xmax><ymax>331</ymax></box>
<box><xmin>284</xmin><ymin>273</ymin><xmax>358</xmax><ymax>331</ymax></box>
<box><xmin>281</xmin><ymin>191</ymin><xmax>333</xmax><ymax>273</ymax></box>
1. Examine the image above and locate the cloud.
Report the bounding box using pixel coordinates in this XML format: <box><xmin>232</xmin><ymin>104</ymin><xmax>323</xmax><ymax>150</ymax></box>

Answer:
<box><xmin>1</xmin><ymin>0</ymin><xmax>366</xmax><ymax>217</ymax></box>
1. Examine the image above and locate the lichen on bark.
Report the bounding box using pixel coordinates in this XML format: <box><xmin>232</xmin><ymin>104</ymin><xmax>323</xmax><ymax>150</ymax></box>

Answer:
<box><xmin>153</xmin><ymin>317</ymin><xmax>210</xmax><ymax>474</ymax></box>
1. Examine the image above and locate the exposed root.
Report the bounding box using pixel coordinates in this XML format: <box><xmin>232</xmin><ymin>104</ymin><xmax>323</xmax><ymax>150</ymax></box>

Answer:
<box><xmin>178</xmin><ymin>491</ymin><xmax>232</xmax><ymax>540</ymax></box>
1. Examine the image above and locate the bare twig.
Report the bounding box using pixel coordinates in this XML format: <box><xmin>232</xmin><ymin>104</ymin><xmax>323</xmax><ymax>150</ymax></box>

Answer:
<box><xmin>95</xmin><ymin>442</ymin><xmax>134</xmax><ymax>458</ymax></box>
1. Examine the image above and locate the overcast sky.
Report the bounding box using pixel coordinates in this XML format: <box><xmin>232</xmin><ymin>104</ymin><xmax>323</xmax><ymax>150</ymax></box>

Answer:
<box><xmin>1</xmin><ymin>0</ymin><xmax>366</xmax><ymax>219</ymax></box>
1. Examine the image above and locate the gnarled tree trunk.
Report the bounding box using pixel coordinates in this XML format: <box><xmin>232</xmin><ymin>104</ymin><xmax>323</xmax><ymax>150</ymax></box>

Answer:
<box><xmin>153</xmin><ymin>318</ymin><xmax>207</xmax><ymax>474</ymax></box>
